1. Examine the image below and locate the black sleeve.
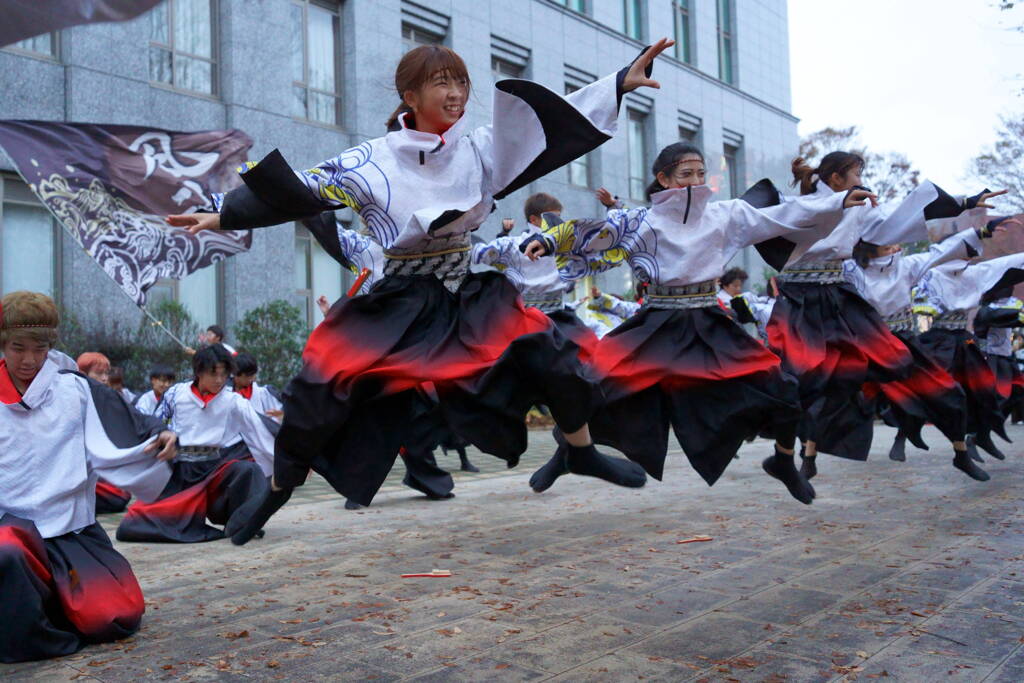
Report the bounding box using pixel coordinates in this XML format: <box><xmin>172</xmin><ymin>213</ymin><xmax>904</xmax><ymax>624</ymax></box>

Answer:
<box><xmin>62</xmin><ymin>371</ymin><xmax>167</xmax><ymax>447</ymax></box>
<box><xmin>220</xmin><ymin>149</ymin><xmax>334</xmax><ymax>229</ymax></box>
<box><xmin>923</xmin><ymin>184</ymin><xmax>989</xmax><ymax>221</ymax></box>
<box><xmin>974</xmin><ymin>306</ymin><xmax>1020</xmax><ymax>337</ymax></box>
<box><xmin>730</xmin><ymin>296</ymin><xmax>756</xmax><ymax>324</ymax></box>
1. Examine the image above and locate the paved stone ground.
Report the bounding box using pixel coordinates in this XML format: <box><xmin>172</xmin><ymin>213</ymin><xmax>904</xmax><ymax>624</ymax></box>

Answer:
<box><xmin>6</xmin><ymin>424</ymin><xmax>1024</xmax><ymax>682</ymax></box>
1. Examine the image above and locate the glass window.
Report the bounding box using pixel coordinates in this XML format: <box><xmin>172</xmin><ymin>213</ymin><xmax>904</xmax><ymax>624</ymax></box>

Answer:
<box><xmin>8</xmin><ymin>34</ymin><xmax>57</xmax><ymax>58</ymax></box>
<box><xmin>623</xmin><ymin>0</ymin><xmax>643</xmax><ymax>40</ymax></box>
<box><xmin>295</xmin><ymin>223</ymin><xmax>344</xmax><ymax>327</ymax></box>
<box><xmin>177</xmin><ymin>263</ymin><xmax>219</xmax><ymax>329</ymax></box>
<box><xmin>566</xmin><ymin>83</ymin><xmax>591</xmax><ymax>187</ymax></box>
<box><xmin>1</xmin><ymin>201</ymin><xmax>57</xmax><ymax>297</ymax></box>
<box><xmin>716</xmin><ymin>0</ymin><xmax>735</xmax><ymax>84</ymax></box>
<box><xmin>402</xmin><ymin>24</ymin><xmax>443</xmax><ymax>53</ymax></box>
<box><xmin>553</xmin><ymin>0</ymin><xmax>586</xmax><ymax>12</ymax></box>
<box><xmin>291</xmin><ymin>1</ymin><xmax>342</xmax><ymax>126</ymax></box>
<box><xmin>722</xmin><ymin>143</ymin><xmax>739</xmax><ymax>198</ymax></box>
<box><xmin>492</xmin><ymin>57</ymin><xmax>523</xmax><ymax>83</ymax></box>
<box><xmin>627</xmin><ymin>110</ymin><xmax>648</xmax><ymax>201</ymax></box>
<box><xmin>679</xmin><ymin>124</ymin><xmax>702</xmax><ymax>147</ymax></box>
<box><xmin>673</xmin><ymin>0</ymin><xmax>692</xmax><ymax>64</ymax></box>
<box><xmin>147</xmin><ymin>0</ymin><xmax>217</xmax><ymax>95</ymax></box>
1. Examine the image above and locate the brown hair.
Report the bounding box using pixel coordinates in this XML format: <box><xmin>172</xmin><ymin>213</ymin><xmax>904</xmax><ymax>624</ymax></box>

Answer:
<box><xmin>721</xmin><ymin>267</ymin><xmax>749</xmax><ymax>287</ymax></box>
<box><xmin>0</xmin><ymin>291</ymin><xmax>59</xmax><ymax>347</ymax></box>
<box><xmin>524</xmin><ymin>192</ymin><xmax>563</xmax><ymax>222</ymax></box>
<box><xmin>386</xmin><ymin>45</ymin><xmax>471</xmax><ymax>130</ymax></box>
<box><xmin>791</xmin><ymin>151</ymin><xmax>865</xmax><ymax>195</ymax></box>
<box><xmin>77</xmin><ymin>352</ymin><xmax>111</xmax><ymax>375</ymax></box>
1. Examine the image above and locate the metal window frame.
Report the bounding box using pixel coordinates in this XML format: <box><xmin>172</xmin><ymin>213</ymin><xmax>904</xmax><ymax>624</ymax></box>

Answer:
<box><xmin>715</xmin><ymin>0</ymin><xmax>736</xmax><ymax>85</ymax></box>
<box><xmin>150</xmin><ymin>260</ymin><xmax>225</xmax><ymax>326</ymax></box>
<box><xmin>623</xmin><ymin>0</ymin><xmax>644</xmax><ymax>41</ymax></box>
<box><xmin>2</xmin><ymin>32</ymin><xmax>60</xmax><ymax>62</ymax></box>
<box><xmin>673</xmin><ymin>0</ymin><xmax>693</xmax><ymax>64</ymax></box>
<box><xmin>148</xmin><ymin>0</ymin><xmax>220</xmax><ymax>96</ymax></box>
<box><xmin>0</xmin><ymin>173</ymin><xmax>62</xmax><ymax>301</ymax></box>
<box><xmin>292</xmin><ymin>0</ymin><xmax>344</xmax><ymax>128</ymax></box>
<box><xmin>564</xmin><ymin>81</ymin><xmax>593</xmax><ymax>188</ymax></box>
<box><xmin>626</xmin><ymin>108</ymin><xmax>650</xmax><ymax>201</ymax></box>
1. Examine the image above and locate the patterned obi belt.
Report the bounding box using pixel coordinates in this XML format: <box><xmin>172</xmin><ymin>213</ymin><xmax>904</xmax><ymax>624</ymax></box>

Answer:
<box><xmin>384</xmin><ymin>235</ymin><xmax>470</xmax><ymax>293</ymax></box>
<box><xmin>884</xmin><ymin>307</ymin><xmax>916</xmax><ymax>334</ymax></box>
<box><xmin>522</xmin><ymin>293</ymin><xmax>565</xmax><ymax>313</ymax></box>
<box><xmin>931</xmin><ymin>311</ymin><xmax>969</xmax><ymax>331</ymax></box>
<box><xmin>177</xmin><ymin>446</ymin><xmax>222</xmax><ymax>462</ymax></box>
<box><xmin>778</xmin><ymin>259</ymin><xmax>845</xmax><ymax>284</ymax></box>
<box><xmin>644</xmin><ymin>280</ymin><xmax>719</xmax><ymax>310</ymax></box>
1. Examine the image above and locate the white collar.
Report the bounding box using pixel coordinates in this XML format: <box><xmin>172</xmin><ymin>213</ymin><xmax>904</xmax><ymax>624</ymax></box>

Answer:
<box><xmin>649</xmin><ymin>184</ymin><xmax>715</xmax><ymax>224</ymax></box>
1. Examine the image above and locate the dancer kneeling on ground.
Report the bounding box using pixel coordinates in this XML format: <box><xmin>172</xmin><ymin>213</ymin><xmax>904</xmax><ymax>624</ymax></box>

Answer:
<box><xmin>0</xmin><ymin>290</ymin><xmax>176</xmax><ymax>663</ymax></box>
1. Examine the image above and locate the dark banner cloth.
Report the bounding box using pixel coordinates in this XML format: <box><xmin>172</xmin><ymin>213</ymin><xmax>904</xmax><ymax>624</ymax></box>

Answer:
<box><xmin>0</xmin><ymin>120</ymin><xmax>252</xmax><ymax>304</ymax></box>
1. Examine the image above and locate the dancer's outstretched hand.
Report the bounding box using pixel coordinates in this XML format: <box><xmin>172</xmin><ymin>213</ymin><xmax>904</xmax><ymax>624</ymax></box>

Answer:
<box><xmin>622</xmin><ymin>37</ymin><xmax>674</xmax><ymax>92</ymax></box>
<box><xmin>524</xmin><ymin>240</ymin><xmax>546</xmax><ymax>261</ymax></box>
<box><xmin>167</xmin><ymin>212</ymin><xmax>221</xmax><ymax>235</ymax></box>
<box><xmin>146</xmin><ymin>430</ymin><xmax>178</xmax><ymax>462</ymax></box>
<box><xmin>595</xmin><ymin>187</ymin><xmax>615</xmax><ymax>207</ymax></box>
<box><xmin>976</xmin><ymin>189</ymin><xmax>1008</xmax><ymax>209</ymax></box>
<box><xmin>844</xmin><ymin>189</ymin><xmax>878</xmax><ymax>209</ymax></box>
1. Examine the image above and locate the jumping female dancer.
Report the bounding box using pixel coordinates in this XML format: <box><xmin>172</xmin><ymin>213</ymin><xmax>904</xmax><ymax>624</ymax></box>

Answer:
<box><xmin>842</xmin><ymin>221</ymin><xmax>1006</xmax><ymax>478</ymax></box>
<box><xmin>169</xmin><ymin>40</ymin><xmax>675</xmax><ymax>542</ymax></box>
<box><xmin>763</xmin><ymin>153</ymin><xmax>1003</xmax><ymax>478</ymax></box>
<box><xmin>524</xmin><ymin>142</ymin><xmax>874</xmax><ymax>504</ymax></box>
<box><xmin>914</xmin><ymin>248</ymin><xmax>1024</xmax><ymax>464</ymax></box>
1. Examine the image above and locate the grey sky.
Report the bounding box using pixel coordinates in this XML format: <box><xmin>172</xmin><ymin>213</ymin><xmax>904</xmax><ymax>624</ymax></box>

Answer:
<box><xmin>788</xmin><ymin>0</ymin><xmax>1024</xmax><ymax>193</ymax></box>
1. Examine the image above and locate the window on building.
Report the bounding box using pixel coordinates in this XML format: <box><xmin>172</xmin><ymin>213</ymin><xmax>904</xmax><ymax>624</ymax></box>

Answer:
<box><xmin>290</xmin><ymin>0</ymin><xmax>342</xmax><ymax>126</ymax></box>
<box><xmin>673</xmin><ymin>0</ymin><xmax>693</xmax><ymax>64</ymax></box>
<box><xmin>623</xmin><ymin>0</ymin><xmax>643</xmax><ymax>40</ymax></box>
<box><xmin>402</xmin><ymin>24</ymin><xmax>443</xmax><ymax>52</ymax></box>
<box><xmin>722</xmin><ymin>143</ymin><xmax>740</xmax><ymax>198</ymax></box>
<box><xmin>565</xmin><ymin>83</ymin><xmax>591</xmax><ymax>187</ymax></box>
<box><xmin>716</xmin><ymin>0</ymin><xmax>735</xmax><ymax>85</ymax></box>
<box><xmin>552</xmin><ymin>0</ymin><xmax>586</xmax><ymax>12</ymax></box>
<box><xmin>147</xmin><ymin>0</ymin><xmax>218</xmax><ymax>95</ymax></box>
<box><xmin>492</xmin><ymin>56</ymin><xmax>523</xmax><ymax>83</ymax></box>
<box><xmin>295</xmin><ymin>223</ymin><xmax>345</xmax><ymax>327</ymax></box>
<box><xmin>678</xmin><ymin>126</ymin><xmax>698</xmax><ymax>146</ymax></box>
<box><xmin>0</xmin><ymin>176</ymin><xmax>60</xmax><ymax>298</ymax></box>
<box><xmin>6</xmin><ymin>33</ymin><xmax>58</xmax><ymax>58</ymax></box>
<box><xmin>626</xmin><ymin>109</ymin><xmax>649</xmax><ymax>201</ymax></box>
<box><xmin>148</xmin><ymin>264</ymin><xmax>223</xmax><ymax>330</ymax></box>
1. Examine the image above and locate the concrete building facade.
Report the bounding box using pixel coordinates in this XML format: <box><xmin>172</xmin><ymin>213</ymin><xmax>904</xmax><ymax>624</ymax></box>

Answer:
<box><xmin>0</xmin><ymin>0</ymin><xmax>798</xmax><ymax>338</ymax></box>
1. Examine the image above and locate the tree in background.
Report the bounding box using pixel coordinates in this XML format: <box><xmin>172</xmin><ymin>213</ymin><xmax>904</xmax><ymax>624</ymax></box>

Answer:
<box><xmin>233</xmin><ymin>300</ymin><xmax>305</xmax><ymax>390</ymax></box>
<box><xmin>798</xmin><ymin>125</ymin><xmax>921</xmax><ymax>203</ymax></box>
<box><xmin>969</xmin><ymin>115</ymin><xmax>1024</xmax><ymax>214</ymax></box>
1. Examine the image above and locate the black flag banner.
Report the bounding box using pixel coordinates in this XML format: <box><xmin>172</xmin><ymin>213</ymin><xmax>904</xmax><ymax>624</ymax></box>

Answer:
<box><xmin>0</xmin><ymin>0</ymin><xmax>164</xmax><ymax>48</ymax></box>
<box><xmin>0</xmin><ymin>121</ymin><xmax>253</xmax><ymax>305</ymax></box>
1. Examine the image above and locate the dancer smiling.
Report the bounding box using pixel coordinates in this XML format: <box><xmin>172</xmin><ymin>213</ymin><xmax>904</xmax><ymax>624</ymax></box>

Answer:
<box><xmin>168</xmin><ymin>40</ymin><xmax>675</xmax><ymax>542</ymax></box>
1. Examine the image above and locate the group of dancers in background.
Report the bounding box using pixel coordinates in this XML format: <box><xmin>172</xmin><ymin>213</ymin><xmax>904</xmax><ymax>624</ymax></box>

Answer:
<box><xmin>3</xmin><ymin>36</ymin><xmax>1021</xmax><ymax>663</ymax></box>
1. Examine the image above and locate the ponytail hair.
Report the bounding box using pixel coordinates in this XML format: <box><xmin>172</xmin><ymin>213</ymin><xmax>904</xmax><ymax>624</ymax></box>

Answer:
<box><xmin>791</xmin><ymin>151</ymin><xmax>865</xmax><ymax>195</ymax></box>
<box><xmin>384</xmin><ymin>45</ymin><xmax>471</xmax><ymax>131</ymax></box>
<box><xmin>645</xmin><ymin>142</ymin><xmax>705</xmax><ymax>200</ymax></box>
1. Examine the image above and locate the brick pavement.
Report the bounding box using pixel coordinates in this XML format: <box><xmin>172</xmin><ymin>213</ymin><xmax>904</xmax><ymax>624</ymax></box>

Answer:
<box><xmin>4</xmin><ymin>425</ymin><xmax>1024</xmax><ymax>682</ymax></box>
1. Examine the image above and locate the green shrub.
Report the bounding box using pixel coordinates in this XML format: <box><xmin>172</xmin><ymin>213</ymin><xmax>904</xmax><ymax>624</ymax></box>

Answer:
<box><xmin>234</xmin><ymin>300</ymin><xmax>305</xmax><ymax>389</ymax></box>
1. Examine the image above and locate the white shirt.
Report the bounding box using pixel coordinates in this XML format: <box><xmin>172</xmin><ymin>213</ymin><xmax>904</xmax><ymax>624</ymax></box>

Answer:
<box><xmin>157</xmin><ymin>382</ymin><xmax>276</xmax><ymax>476</ymax></box>
<box><xmin>0</xmin><ymin>359</ymin><xmax>170</xmax><ymax>538</ymax></box>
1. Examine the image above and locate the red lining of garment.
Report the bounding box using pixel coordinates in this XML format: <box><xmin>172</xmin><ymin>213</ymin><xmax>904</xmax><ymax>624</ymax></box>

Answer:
<box><xmin>0</xmin><ymin>359</ymin><xmax>24</xmax><ymax>405</ymax></box>
<box><xmin>190</xmin><ymin>384</ymin><xmax>219</xmax><ymax>406</ymax></box>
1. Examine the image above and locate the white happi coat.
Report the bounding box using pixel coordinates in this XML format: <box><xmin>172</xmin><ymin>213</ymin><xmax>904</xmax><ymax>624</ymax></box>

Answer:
<box><xmin>0</xmin><ymin>359</ymin><xmax>171</xmax><ymax>538</ymax></box>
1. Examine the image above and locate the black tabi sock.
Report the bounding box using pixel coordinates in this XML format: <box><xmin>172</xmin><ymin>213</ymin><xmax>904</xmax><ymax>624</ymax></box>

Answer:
<box><xmin>974</xmin><ymin>431</ymin><xmax>1006</xmax><ymax>460</ymax></box>
<box><xmin>230</xmin><ymin>486</ymin><xmax>293</xmax><ymax>546</ymax></box>
<box><xmin>953</xmin><ymin>448</ymin><xmax>991</xmax><ymax>482</ymax></box>
<box><xmin>529</xmin><ymin>447</ymin><xmax>569</xmax><ymax>493</ymax></box>
<box><xmin>762</xmin><ymin>448</ymin><xmax>816</xmax><ymax>505</ymax></box>
<box><xmin>564</xmin><ymin>443</ymin><xmax>647</xmax><ymax>488</ymax></box>
<box><xmin>965</xmin><ymin>435</ymin><xmax>985</xmax><ymax>463</ymax></box>
<box><xmin>458</xmin><ymin>450</ymin><xmax>479</xmax><ymax>472</ymax></box>
<box><xmin>799</xmin><ymin>452</ymin><xmax>818</xmax><ymax>480</ymax></box>
<box><xmin>888</xmin><ymin>435</ymin><xmax>907</xmax><ymax>462</ymax></box>
<box><xmin>344</xmin><ymin>499</ymin><xmax>365</xmax><ymax>510</ymax></box>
